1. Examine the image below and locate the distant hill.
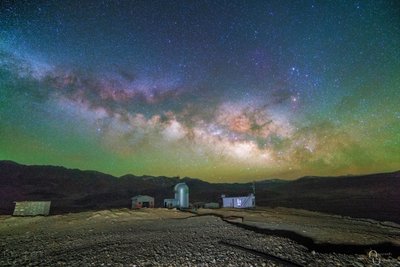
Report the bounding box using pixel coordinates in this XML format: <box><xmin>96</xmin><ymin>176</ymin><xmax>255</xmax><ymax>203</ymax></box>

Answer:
<box><xmin>1</xmin><ymin>160</ymin><xmax>399</xmax><ymax>223</ymax></box>
<box><xmin>255</xmin><ymin>172</ymin><xmax>400</xmax><ymax>223</ymax></box>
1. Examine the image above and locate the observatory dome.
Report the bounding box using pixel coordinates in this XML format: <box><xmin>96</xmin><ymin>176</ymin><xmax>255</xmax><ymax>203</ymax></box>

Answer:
<box><xmin>174</xmin><ymin>183</ymin><xmax>189</xmax><ymax>208</ymax></box>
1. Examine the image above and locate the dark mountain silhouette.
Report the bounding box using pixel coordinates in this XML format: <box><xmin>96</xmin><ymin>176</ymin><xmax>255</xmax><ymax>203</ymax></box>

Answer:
<box><xmin>1</xmin><ymin>160</ymin><xmax>399</xmax><ymax>223</ymax></box>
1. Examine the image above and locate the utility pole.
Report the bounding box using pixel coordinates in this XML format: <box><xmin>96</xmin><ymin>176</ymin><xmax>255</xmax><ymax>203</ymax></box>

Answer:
<box><xmin>252</xmin><ymin>181</ymin><xmax>256</xmax><ymax>207</ymax></box>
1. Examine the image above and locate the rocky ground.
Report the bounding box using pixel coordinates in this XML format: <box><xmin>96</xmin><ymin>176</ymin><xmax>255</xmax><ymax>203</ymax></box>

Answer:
<box><xmin>196</xmin><ymin>207</ymin><xmax>400</xmax><ymax>246</ymax></box>
<box><xmin>0</xmin><ymin>209</ymin><xmax>399</xmax><ymax>266</ymax></box>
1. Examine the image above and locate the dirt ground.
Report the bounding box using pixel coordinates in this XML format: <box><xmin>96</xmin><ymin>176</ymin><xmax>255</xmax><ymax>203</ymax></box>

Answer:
<box><xmin>1</xmin><ymin>208</ymin><xmax>400</xmax><ymax>266</ymax></box>
<box><xmin>196</xmin><ymin>207</ymin><xmax>400</xmax><ymax>246</ymax></box>
<box><xmin>0</xmin><ymin>208</ymin><xmax>194</xmax><ymax>235</ymax></box>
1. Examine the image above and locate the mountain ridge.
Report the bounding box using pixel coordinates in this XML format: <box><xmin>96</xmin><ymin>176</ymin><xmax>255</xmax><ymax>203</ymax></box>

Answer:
<box><xmin>1</xmin><ymin>160</ymin><xmax>399</xmax><ymax>223</ymax></box>
<box><xmin>2</xmin><ymin>159</ymin><xmax>399</xmax><ymax>183</ymax></box>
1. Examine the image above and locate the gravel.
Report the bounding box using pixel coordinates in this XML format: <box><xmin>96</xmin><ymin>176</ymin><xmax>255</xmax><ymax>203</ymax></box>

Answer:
<box><xmin>0</xmin><ymin>215</ymin><xmax>399</xmax><ymax>266</ymax></box>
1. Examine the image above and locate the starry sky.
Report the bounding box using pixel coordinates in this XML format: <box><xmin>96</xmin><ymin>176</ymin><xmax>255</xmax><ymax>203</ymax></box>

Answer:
<box><xmin>0</xmin><ymin>1</ymin><xmax>399</xmax><ymax>182</ymax></box>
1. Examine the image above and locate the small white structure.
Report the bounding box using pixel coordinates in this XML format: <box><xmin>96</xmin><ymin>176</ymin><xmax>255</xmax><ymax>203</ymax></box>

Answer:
<box><xmin>13</xmin><ymin>201</ymin><xmax>51</xmax><ymax>216</ymax></box>
<box><xmin>131</xmin><ymin>195</ymin><xmax>154</xmax><ymax>209</ymax></box>
<box><xmin>164</xmin><ymin>198</ymin><xmax>179</xmax><ymax>208</ymax></box>
<box><xmin>222</xmin><ymin>194</ymin><xmax>255</xmax><ymax>208</ymax></box>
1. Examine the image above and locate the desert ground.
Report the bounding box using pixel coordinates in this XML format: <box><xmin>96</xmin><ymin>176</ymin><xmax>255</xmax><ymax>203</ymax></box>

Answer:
<box><xmin>195</xmin><ymin>208</ymin><xmax>400</xmax><ymax>246</ymax></box>
<box><xmin>1</xmin><ymin>208</ymin><xmax>400</xmax><ymax>267</ymax></box>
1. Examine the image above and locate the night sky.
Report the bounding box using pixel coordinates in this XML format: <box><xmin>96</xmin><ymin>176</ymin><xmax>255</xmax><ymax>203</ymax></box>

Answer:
<box><xmin>0</xmin><ymin>1</ymin><xmax>399</xmax><ymax>182</ymax></box>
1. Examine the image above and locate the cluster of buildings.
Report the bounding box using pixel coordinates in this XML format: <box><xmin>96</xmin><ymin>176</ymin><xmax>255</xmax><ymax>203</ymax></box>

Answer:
<box><xmin>13</xmin><ymin>182</ymin><xmax>256</xmax><ymax>216</ymax></box>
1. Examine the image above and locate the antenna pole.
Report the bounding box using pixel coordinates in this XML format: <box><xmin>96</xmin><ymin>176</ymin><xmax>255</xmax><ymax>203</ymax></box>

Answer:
<box><xmin>252</xmin><ymin>181</ymin><xmax>256</xmax><ymax>208</ymax></box>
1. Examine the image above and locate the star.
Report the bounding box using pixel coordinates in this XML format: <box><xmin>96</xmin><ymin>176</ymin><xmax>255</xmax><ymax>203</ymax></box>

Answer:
<box><xmin>0</xmin><ymin>0</ymin><xmax>398</xmax><ymax>181</ymax></box>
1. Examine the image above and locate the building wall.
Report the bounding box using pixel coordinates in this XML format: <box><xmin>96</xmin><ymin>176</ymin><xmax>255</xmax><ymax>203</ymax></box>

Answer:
<box><xmin>222</xmin><ymin>194</ymin><xmax>255</xmax><ymax>208</ymax></box>
<box><xmin>131</xmin><ymin>196</ymin><xmax>154</xmax><ymax>209</ymax></box>
<box><xmin>164</xmin><ymin>198</ymin><xmax>179</xmax><ymax>208</ymax></box>
<box><xmin>174</xmin><ymin>183</ymin><xmax>189</xmax><ymax>209</ymax></box>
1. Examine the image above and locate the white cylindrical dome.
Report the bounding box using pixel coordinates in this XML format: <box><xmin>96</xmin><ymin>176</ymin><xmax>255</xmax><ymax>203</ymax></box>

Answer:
<box><xmin>174</xmin><ymin>183</ymin><xmax>189</xmax><ymax>208</ymax></box>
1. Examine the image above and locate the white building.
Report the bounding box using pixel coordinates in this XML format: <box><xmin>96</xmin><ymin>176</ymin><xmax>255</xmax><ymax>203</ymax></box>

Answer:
<box><xmin>222</xmin><ymin>194</ymin><xmax>255</xmax><ymax>208</ymax></box>
<box><xmin>164</xmin><ymin>182</ymin><xmax>190</xmax><ymax>209</ymax></box>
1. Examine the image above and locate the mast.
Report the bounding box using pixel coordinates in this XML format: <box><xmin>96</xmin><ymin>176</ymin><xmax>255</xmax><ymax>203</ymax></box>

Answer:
<box><xmin>252</xmin><ymin>181</ymin><xmax>256</xmax><ymax>207</ymax></box>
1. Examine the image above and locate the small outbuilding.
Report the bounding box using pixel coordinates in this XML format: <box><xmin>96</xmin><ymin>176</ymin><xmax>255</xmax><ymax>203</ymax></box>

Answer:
<box><xmin>131</xmin><ymin>195</ymin><xmax>154</xmax><ymax>209</ymax></box>
<box><xmin>193</xmin><ymin>202</ymin><xmax>206</xmax><ymax>209</ymax></box>
<box><xmin>204</xmin><ymin>202</ymin><xmax>220</xmax><ymax>209</ymax></box>
<box><xmin>13</xmin><ymin>201</ymin><xmax>51</xmax><ymax>216</ymax></box>
<box><xmin>164</xmin><ymin>198</ymin><xmax>179</xmax><ymax>209</ymax></box>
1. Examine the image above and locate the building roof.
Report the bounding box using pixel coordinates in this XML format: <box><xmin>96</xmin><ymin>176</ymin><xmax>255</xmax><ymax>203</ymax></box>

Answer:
<box><xmin>13</xmin><ymin>201</ymin><xmax>51</xmax><ymax>216</ymax></box>
<box><xmin>164</xmin><ymin>198</ymin><xmax>179</xmax><ymax>202</ymax></box>
<box><xmin>131</xmin><ymin>195</ymin><xmax>154</xmax><ymax>200</ymax></box>
<box><xmin>222</xmin><ymin>194</ymin><xmax>254</xmax><ymax>199</ymax></box>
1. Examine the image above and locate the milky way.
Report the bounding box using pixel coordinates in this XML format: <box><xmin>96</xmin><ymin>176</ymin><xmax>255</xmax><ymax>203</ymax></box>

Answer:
<box><xmin>0</xmin><ymin>1</ymin><xmax>399</xmax><ymax>181</ymax></box>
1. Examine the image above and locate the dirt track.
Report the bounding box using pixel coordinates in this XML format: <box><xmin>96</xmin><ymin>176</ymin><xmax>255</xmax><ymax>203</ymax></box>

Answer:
<box><xmin>0</xmin><ymin>209</ymin><xmax>399</xmax><ymax>266</ymax></box>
